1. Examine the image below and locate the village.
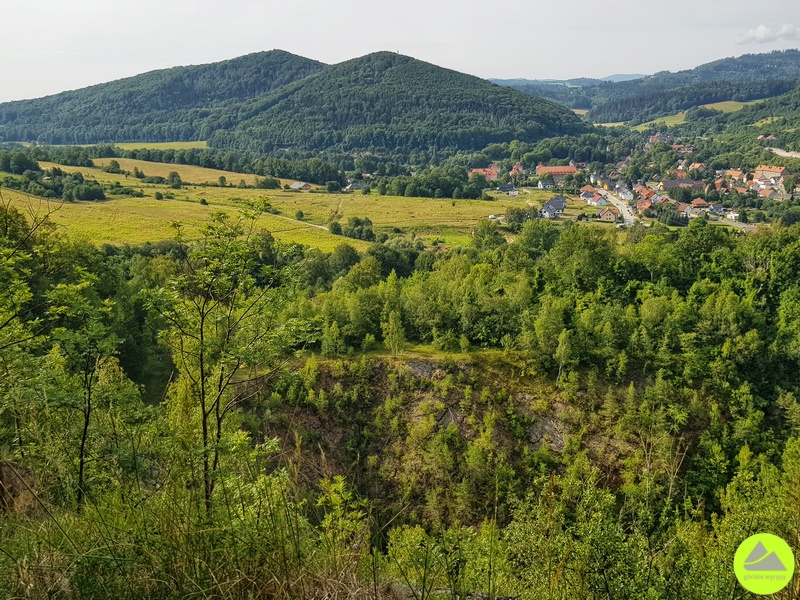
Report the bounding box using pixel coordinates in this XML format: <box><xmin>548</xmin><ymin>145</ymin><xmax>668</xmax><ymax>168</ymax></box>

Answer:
<box><xmin>466</xmin><ymin>142</ymin><xmax>797</xmax><ymax>231</ymax></box>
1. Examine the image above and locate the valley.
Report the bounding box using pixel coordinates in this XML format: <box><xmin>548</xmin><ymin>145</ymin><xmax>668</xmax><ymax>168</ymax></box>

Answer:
<box><xmin>2</xmin><ymin>45</ymin><xmax>800</xmax><ymax>600</ymax></box>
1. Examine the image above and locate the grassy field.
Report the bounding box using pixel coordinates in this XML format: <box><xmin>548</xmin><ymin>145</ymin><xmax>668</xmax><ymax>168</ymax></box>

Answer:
<box><xmin>113</xmin><ymin>141</ymin><xmax>209</xmax><ymax>151</ymax></box>
<box><xmin>703</xmin><ymin>100</ymin><xmax>752</xmax><ymax>113</ymax></box>
<box><xmin>571</xmin><ymin>109</ymin><xmax>589</xmax><ymax>116</ymax></box>
<box><xmin>751</xmin><ymin>117</ymin><xmax>781</xmax><ymax>127</ymax></box>
<box><xmin>633</xmin><ymin>99</ymin><xmax>762</xmax><ymax>131</ymax></box>
<box><xmin>43</xmin><ymin>158</ymin><xmax>299</xmax><ymax>188</ymax></box>
<box><xmin>6</xmin><ymin>159</ymin><xmax>585</xmax><ymax>250</ymax></box>
<box><xmin>0</xmin><ymin>187</ymin><xmax>366</xmax><ymax>251</ymax></box>
<box><xmin>90</xmin><ymin>158</ymin><xmax>293</xmax><ymax>186</ymax></box>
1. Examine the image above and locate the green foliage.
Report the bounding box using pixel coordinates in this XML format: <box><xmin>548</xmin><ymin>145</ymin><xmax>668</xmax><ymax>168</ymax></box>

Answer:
<box><xmin>209</xmin><ymin>52</ymin><xmax>588</xmax><ymax>156</ymax></box>
<box><xmin>6</xmin><ymin>186</ymin><xmax>800</xmax><ymax>597</ymax></box>
<box><xmin>381</xmin><ymin>310</ymin><xmax>405</xmax><ymax>357</ymax></box>
<box><xmin>0</xmin><ymin>50</ymin><xmax>324</xmax><ymax>145</ymax></box>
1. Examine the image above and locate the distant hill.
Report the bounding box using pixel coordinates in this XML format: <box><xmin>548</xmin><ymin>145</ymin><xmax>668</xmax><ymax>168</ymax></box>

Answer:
<box><xmin>601</xmin><ymin>74</ymin><xmax>647</xmax><ymax>83</ymax></box>
<box><xmin>0</xmin><ymin>51</ymin><xmax>588</xmax><ymax>157</ymax></box>
<box><xmin>0</xmin><ymin>50</ymin><xmax>324</xmax><ymax>144</ymax></box>
<box><xmin>207</xmin><ymin>52</ymin><xmax>590</xmax><ymax>155</ymax></box>
<box><xmin>494</xmin><ymin>50</ymin><xmax>800</xmax><ymax>124</ymax></box>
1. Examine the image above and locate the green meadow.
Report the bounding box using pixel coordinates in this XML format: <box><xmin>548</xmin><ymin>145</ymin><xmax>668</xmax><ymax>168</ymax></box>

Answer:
<box><xmin>5</xmin><ymin>159</ymin><xmax>578</xmax><ymax>250</ymax></box>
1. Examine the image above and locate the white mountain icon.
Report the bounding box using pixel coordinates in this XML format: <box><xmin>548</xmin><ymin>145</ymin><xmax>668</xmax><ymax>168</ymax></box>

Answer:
<box><xmin>744</xmin><ymin>541</ymin><xmax>787</xmax><ymax>572</ymax></box>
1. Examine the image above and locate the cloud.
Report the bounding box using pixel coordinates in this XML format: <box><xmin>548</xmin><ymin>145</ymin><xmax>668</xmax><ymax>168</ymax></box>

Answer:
<box><xmin>737</xmin><ymin>24</ymin><xmax>800</xmax><ymax>44</ymax></box>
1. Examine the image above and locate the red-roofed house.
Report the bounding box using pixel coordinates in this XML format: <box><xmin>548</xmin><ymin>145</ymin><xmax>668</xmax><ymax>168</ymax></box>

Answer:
<box><xmin>691</xmin><ymin>198</ymin><xmax>708</xmax><ymax>208</ymax></box>
<box><xmin>755</xmin><ymin>165</ymin><xmax>789</xmax><ymax>179</ymax></box>
<box><xmin>536</xmin><ymin>164</ymin><xmax>578</xmax><ymax>181</ymax></box>
<box><xmin>637</xmin><ymin>199</ymin><xmax>653</xmax><ymax>213</ymax></box>
<box><xmin>469</xmin><ymin>164</ymin><xmax>500</xmax><ymax>181</ymax></box>
<box><xmin>510</xmin><ymin>162</ymin><xmax>525</xmax><ymax>177</ymax></box>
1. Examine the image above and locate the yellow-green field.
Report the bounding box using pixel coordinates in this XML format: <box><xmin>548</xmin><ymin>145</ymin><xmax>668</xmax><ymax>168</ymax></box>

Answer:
<box><xmin>751</xmin><ymin>117</ymin><xmax>781</xmax><ymax>127</ymax></box>
<box><xmin>703</xmin><ymin>100</ymin><xmax>753</xmax><ymax>113</ymax></box>
<box><xmin>4</xmin><ymin>159</ymin><xmax>585</xmax><ymax>250</ymax></box>
<box><xmin>633</xmin><ymin>99</ymin><xmax>762</xmax><ymax>131</ymax></box>
<box><xmin>0</xmin><ymin>188</ymin><xmax>367</xmax><ymax>251</ymax></box>
<box><xmin>89</xmin><ymin>158</ymin><xmax>290</xmax><ymax>187</ymax></box>
<box><xmin>42</xmin><ymin>158</ymin><xmax>299</xmax><ymax>188</ymax></box>
<box><xmin>113</xmin><ymin>141</ymin><xmax>209</xmax><ymax>151</ymax></box>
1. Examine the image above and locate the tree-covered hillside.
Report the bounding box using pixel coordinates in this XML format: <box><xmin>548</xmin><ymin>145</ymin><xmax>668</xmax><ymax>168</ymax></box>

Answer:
<box><xmin>3</xmin><ymin>198</ymin><xmax>800</xmax><ymax>597</ymax></box>
<box><xmin>720</xmin><ymin>84</ymin><xmax>800</xmax><ymax>150</ymax></box>
<box><xmin>0</xmin><ymin>51</ymin><xmax>588</xmax><ymax>158</ymax></box>
<box><xmin>209</xmin><ymin>52</ymin><xmax>590</xmax><ymax>155</ymax></box>
<box><xmin>498</xmin><ymin>49</ymin><xmax>800</xmax><ymax>124</ymax></box>
<box><xmin>0</xmin><ymin>50</ymin><xmax>324</xmax><ymax>144</ymax></box>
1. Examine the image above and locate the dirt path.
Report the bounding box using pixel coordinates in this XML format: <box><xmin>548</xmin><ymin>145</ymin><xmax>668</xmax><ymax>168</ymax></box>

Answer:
<box><xmin>271</xmin><ymin>213</ymin><xmax>329</xmax><ymax>231</ymax></box>
<box><xmin>769</xmin><ymin>147</ymin><xmax>800</xmax><ymax>159</ymax></box>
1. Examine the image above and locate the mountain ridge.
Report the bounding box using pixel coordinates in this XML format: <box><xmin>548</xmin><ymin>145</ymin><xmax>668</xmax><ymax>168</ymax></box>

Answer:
<box><xmin>494</xmin><ymin>49</ymin><xmax>800</xmax><ymax>123</ymax></box>
<box><xmin>0</xmin><ymin>50</ymin><xmax>589</xmax><ymax>156</ymax></box>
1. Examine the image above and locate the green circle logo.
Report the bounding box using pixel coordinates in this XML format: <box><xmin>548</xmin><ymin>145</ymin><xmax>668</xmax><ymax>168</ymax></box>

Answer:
<box><xmin>734</xmin><ymin>533</ymin><xmax>795</xmax><ymax>595</ymax></box>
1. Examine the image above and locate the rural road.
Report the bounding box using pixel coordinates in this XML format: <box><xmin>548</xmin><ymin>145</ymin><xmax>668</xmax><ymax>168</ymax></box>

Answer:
<box><xmin>769</xmin><ymin>147</ymin><xmax>800</xmax><ymax>159</ymax></box>
<box><xmin>600</xmin><ymin>190</ymin><xmax>635</xmax><ymax>225</ymax></box>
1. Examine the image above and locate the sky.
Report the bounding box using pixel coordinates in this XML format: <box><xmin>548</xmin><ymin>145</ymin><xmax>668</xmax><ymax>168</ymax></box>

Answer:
<box><xmin>2</xmin><ymin>0</ymin><xmax>800</xmax><ymax>102</ymax></box>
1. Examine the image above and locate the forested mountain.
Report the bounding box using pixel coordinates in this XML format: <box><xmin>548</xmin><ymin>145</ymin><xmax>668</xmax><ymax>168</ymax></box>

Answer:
<box><xmin>0</xmin><ymin>50</ymin><xmax>323</xmax><ymax>144</ymax></box>
<box><xmin>209</xmin><ymin>52</ymin><xmax>590</xmax><ymax>154</ymax></box>
<box><xmin>496</xmin><ymin>49</ymin><xmax>800</xmax><ymax>123</ymax></box>
<box><xmin>0</xmin><ymin>51</ymin><xmax>588</xmax><ymax>157</ymax></box>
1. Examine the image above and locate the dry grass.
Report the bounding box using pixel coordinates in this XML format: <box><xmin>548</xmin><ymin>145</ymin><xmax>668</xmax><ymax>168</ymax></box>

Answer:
<box><xmin>89</xmin><ymin>158</ymin><xmax>271</xmax><ymax>186</ymax></box>
<box><xmin>114</xmin><ymin>141</ymin><xmax>209</xmax><ymax>150</ymax></box>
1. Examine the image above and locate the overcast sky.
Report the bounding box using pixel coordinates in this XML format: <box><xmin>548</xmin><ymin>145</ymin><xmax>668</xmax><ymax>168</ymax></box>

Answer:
<box><xmin>2</xmin><ymin>0</ymin><xmax>800</xmax><ymax>102</ymax></box>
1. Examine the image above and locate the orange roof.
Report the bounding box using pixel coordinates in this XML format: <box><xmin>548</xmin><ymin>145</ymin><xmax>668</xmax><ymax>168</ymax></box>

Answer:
<box><xmin>580</xmin><ymin>185</ymin><xmax>597</xmax><ymax>193</ymax></box>
<box><xmin>536</xmin><ymin>164</ymin><xmax>578</xmax><ymax>175</ymax></box>
<box><xmin>755</xmin><ymin>165</ymin><xmax>788</xmax><ymax>174</ymax></box>
<box><xmin>470</xmin><ymin>168</ymin><xmax>499</xmax><ymax>179</ymax></box>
